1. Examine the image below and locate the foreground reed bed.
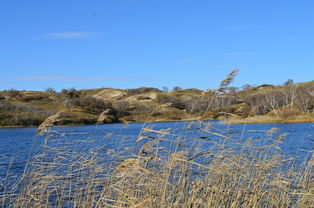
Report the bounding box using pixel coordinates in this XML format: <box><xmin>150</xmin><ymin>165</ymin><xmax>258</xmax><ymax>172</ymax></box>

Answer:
<box><xmin>0</xmin><ymin>119</ymin><xmax>313</xmax><ymax>208</ymax></box>
<box><xmin>1</xmin><ymin>70</ymin><xmax>313</xmax><ymax>207</ymax></box>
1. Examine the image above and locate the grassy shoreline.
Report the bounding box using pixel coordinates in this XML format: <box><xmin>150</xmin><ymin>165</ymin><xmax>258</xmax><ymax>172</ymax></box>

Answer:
<box><xmin>225</xmin><ymin>113</ymin><xmax>314</xmax><ymax>124</ymax></box>
<box><xmin>2</xmin><ymin>114</ymin><xmax>314</xmax><ymax>129</ymax></box>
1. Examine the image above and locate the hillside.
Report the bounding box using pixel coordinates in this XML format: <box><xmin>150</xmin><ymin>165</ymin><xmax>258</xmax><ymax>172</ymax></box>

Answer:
<box><xmin>1</xmin><ymin>81</ymin><xmax>314</xmax><ymax>127</ymax></box>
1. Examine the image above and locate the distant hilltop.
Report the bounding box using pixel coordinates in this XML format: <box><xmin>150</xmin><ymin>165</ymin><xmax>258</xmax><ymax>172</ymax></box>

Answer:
<box><xmin>1</xmin><ymin>80</ymin><xmax>314</xmax><ymax>127</ymax></box>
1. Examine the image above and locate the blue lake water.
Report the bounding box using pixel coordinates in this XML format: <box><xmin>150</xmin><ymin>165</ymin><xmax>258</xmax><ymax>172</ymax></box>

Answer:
<box><xmin>0</xmin><ymin>121</ymin><xmax>313</xmax><ymax>181</ymax></box>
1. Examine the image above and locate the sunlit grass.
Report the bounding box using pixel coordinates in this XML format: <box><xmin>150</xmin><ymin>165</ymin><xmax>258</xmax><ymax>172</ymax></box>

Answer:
<box><xmin>226</xmin><ymin>113</ymin><xmax>314</xmax><ymax>124</ymax></box>
<box><xmin>1</xmin><ymin>119</ymin><xmax>313</xmax><ymax>207</ymax></box>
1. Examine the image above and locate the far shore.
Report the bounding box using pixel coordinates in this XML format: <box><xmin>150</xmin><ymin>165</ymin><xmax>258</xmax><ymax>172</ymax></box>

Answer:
<box><xmin>1</xmin><ymin>114</ymin><xmax>314</xmax><ymax>129</ymax></box>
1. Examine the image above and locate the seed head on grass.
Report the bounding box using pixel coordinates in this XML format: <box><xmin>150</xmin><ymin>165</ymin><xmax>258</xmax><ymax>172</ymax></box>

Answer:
<box><xmin>217</xmin><ymin>68</ymin><xmax>239</xmax><ymax>93</ymax></box>
<box><xmin>36</xmin><ymin>111</ymin><xmax>61</xmax><ymax>136</ymax></box>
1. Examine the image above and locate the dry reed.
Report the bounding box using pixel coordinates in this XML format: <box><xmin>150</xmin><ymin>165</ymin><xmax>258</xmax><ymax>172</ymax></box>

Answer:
<box><xmin>1</xmin><ymin>70</ymin><xmax>313</xmax><ymax>207</ymax></box>
<box><xmin>0</xmin><ymin>120</ymin><xmax>313</xmax><ymax>208</ymax></box>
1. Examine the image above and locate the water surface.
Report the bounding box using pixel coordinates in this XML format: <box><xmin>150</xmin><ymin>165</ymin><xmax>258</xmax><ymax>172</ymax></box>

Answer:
<box><xmin>0</xmin><ymin>121</ymin><xmax>313</xmax><ymax>180</ymax></box>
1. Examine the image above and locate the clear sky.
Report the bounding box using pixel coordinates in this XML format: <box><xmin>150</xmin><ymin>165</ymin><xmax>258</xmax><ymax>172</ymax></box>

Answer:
<box><xmin>1</xmin><ymin>0</ymin><xmax>314</xmax><ymax>91</ymax></box>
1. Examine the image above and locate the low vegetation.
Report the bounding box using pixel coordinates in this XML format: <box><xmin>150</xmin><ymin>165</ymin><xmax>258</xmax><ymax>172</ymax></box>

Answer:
<box><xmin>1</xmin><ymin>76</ymin><xmax>314</xmax><ymax>127</ymax></box>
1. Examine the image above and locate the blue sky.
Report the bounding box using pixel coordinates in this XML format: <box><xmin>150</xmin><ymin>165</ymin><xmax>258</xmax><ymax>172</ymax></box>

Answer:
<box><xmin>1</xmin><ymin>0</ymin><xmax>314</xmax><ymax>91</ymax></box>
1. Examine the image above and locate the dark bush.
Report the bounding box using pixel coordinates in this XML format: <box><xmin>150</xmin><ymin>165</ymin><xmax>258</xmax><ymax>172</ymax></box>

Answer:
<box><xmin>45</xmin><ymin>87</ymin><xmax>56</xmax><ymax>93</ymax></box>
<box><xmin>61</xmin><ymin>88</ymin><xmax>81</xmax><ymax>98</ymax></box>
<box><xmin>172</xmin><ymin>86</ymin><xmax>182</xmax><ymax>92</ymax></box>
<box><xmin>155</xmin><ymin>94</ymin><xmax>187</xmax><ymax>109</ymax></box>
<box><xmin>127</xmin><ymin>87</ymin><xmax>161</xmax><ymax>95</ymax></box>
<box><xmin>113</xmin><ymin>101</ymin><xmax>130</xmax><ymax>117</ymax></box>
<box><xmin>170</xmin><ymin>98</ymin><xmax>187</xmax><ymax>110</ymax></box>
<box><xmin>69</xmin><ymin>97</ymin><xmax>111</xmax><ymax>114</ymax></box>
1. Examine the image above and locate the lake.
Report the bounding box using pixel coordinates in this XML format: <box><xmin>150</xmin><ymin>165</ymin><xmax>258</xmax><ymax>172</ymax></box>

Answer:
<box><xmin>1</xmin><ymin>121</ymin><xmax>313</xmax><ymax>182</ymax></box>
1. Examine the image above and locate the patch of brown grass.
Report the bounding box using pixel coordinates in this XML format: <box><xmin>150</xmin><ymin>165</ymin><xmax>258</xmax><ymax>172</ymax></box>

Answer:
<box><xmin>226</xmin><ymin>113</ymin><xmax>314</xmax><ymax>124</ymax></box>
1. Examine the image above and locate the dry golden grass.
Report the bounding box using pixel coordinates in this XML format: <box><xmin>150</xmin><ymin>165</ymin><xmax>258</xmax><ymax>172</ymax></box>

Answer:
<box><xmin>0</xmin><ymin>120</ymin><xmax>313</xmax><ymax>208</ymax></box>
<box><xmin>226</xmin><ymin>113</ymin><xmax>314</xmax><ymax>124</ymax></box>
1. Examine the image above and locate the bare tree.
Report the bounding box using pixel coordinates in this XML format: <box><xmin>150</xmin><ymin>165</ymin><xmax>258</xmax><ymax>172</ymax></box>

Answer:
<box><xmin>294</xmin><ymin>86</ymin><xmax>314</xmax><ymax>112</ymax></box>
<box><xmin>45</xmin><ymin>87</ymin><xmax>56</xmax><ymax>94</ymax></box>
<box><xmin>241</xmin><ymin>84</ymin><xmax>254</xmax><ymax>91</ymax></box>
<box><xmin>173</xmin><ymin>86</ymin><xmax>182</xmax><ymax>92</ymax></box>
<box><xmin>284</xmin><ymin>79</ymin><xmax>294</xmax><ymax>86</ymax></box>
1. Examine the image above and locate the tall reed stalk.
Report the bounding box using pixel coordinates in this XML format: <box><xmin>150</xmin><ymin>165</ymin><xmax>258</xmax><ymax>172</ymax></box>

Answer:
<box><xmin>1</xmin><ymin>69</ymin><xmax>313</xmax><ymax>207</ymax></box>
